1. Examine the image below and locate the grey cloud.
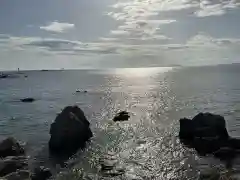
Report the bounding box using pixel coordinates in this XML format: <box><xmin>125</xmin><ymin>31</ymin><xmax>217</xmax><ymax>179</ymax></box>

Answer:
<box><xmin>25</xmin><ymin>39</ymin><xmax>80</xmax><ymax>50</ymax></box>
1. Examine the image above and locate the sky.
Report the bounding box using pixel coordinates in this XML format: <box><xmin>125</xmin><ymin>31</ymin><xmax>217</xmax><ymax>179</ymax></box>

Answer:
<box><xmin>1</xmin><ymin>0</ymin><xmax>240</xmax><ymax>70</ymax></box>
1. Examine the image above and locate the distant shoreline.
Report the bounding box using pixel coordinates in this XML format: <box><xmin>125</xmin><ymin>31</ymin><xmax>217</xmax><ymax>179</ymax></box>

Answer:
<box><xmin>0</xmin><ymin>63</ymin><xmax>239</xmax><ymax>73</ymax></box>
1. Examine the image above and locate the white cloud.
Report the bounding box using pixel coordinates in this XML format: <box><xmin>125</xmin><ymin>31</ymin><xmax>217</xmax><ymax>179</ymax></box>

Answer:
<box><xmin>109</xmin><ymin>0</ymin><xmax>240</xmax><ymax>21</ymax></box>
<box><xmin>40</xmin><ymin>21</ymin><xmax>75</xmax><ymax>33</ymax></box>
<box><xmin>195</xmin><ymin>0</ymin><xmax>240</xmax><ymax>17</ymax></box>
<box><xmin>1</xmin><ymin>32</ymin><xmax>240</xmax><ymax>69</ymax></box>
<box><xmin>196</xmin><ymin>4</ymin><xmax>226</xmax><ymax>17</ymax></box>
<box><xmin>111</xmin><ymin>30</ymin><xmax>130</xmax><ymax>35</ymax></box>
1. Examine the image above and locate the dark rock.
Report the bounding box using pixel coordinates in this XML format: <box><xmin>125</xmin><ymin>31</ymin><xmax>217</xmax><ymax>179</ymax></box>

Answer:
<box><xmin>179</xmin><ymin>112</ymin><xmax>240</xmax><ymax>165</ymax></box>
<box><xmin>191</xmin><ymin>113</ymin><xmax>229</xmax><ymax>139</ymax></box>
<box><xmin>31</xmin><ymin>166</ymin><xmax>52</xmax><ymax>180</ymax></box>
<box><xmin>75</xmin><ymin>90</ymin><xmax>87</xmax><ymax>93</ymax></box>
<box><xmin>0</xmin><ymin>74</ymin><xmax>8</xmax><ymax>79</ymax></box>
<box><xmin>179</xmin><ymin>113</ymin><xmax>229</xmax><ymax>141</ymax></box>
<box><xmin>0</xmin><ymin>138</ymin><xmax>25</xmax><ymax>158</ymax></box>
<box><xmin>2</xmin><ymin>170</ymin><xmax>30</xmax><ymax>180</ymax></box>
<box><xmin>49</xmin><ymin>105</ymin><xmax>92</xmax><ymax>155</ymax></box>
<box><xmin>20</xmin><ymin>98</ymin><xmax>35</xmax><ymax>103</ymax></box>
<box><xmin>179</xmin><ymin>118</ymin><xmax>194</xmax><ymax>140</ymax></box>
<box><xmin>113</xmin><ymin>111</ymin><xmax>130</xmax><ymax>122</ymax></box>
<box><xmin>0</xmin><ymin>156</ymin><xmax>28</xmax><ymax>177</ymax></box>
<box><xmin>99</xmin><ymin>153</ymin><xmax>125</xmax><ymax>177</ymax></box>
<box><xmin>0</xmin><ymin>73</ymin><xmax>19</xmax><ymax>79</ymax></box>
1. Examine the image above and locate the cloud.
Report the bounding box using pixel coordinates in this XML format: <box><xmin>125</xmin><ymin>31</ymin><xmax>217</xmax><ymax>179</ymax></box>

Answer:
<box><xmin>195</xmin><ymin>0</ymin><xmax>240</xmax><ymax>17</ymax></box>
<box><xmin>1</xmin><ymin>32</ymin><xmax>240</xmax><ymax>65</ymax></box>
<box><xmin>196</xmin><ymin>3</ymin><xmax>226</xmax><ymax>17</ymax></box>
<box><xmin>107</xmin><ymin>0</ymin><xmax>179</xmax><ymax>41</ymax></box>
<box><xmin>109</xmin><ymin>0</ymin><xmax>240</xmax><ymax>21</ymax></box>
<box><xmin>103</xmin><ymin>0</ymin><xmax>240</xmax><ymax>50</ymax></box>
<box><xmin>40</xmin><ymin>21</ymin><xmax>75</xmax><ymax>33</ymax></box>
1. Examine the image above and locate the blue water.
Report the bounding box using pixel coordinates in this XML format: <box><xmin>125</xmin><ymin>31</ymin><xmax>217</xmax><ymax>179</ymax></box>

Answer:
<box><xmin>0</xmin><ymin>64</ymin><xmax>240</xmax><ymax>179</ymax></box>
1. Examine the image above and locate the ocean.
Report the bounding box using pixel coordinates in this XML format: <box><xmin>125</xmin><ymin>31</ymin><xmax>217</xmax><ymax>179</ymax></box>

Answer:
<box><xmin>0</xmin><ymin>64</ymin><xmax>240</xmax><ymax>179</ymax></box>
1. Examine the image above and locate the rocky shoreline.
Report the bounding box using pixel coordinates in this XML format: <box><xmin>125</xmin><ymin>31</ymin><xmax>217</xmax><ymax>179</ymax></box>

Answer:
<box><xmin>1</xmin><ymin>105</ymin><xmax>240</xmax><ymax>180</ymax></box>
<box><xmin>0</xmin><ymin>105</ymin><xmax>93</xmax><ymax>180</ymax></box>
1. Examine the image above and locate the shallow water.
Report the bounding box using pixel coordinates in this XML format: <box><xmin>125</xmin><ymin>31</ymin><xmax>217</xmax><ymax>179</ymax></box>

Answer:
<box><xmin>0</xmin><ymin>64</ymin><xmax>240</xmax><ymax>179</ymax></box>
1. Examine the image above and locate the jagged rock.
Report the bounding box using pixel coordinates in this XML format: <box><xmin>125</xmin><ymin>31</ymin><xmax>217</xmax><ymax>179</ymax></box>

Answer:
<box><xmin>49</xmin><ymin>105</ymin><xmax>92</xmax><ymax>155</ymax></box>
<box><xmin>179</xmin><ymin>112</ymin><xmax>240</xmax><ymax>161</ymax></box>
<box><xmin>2</xmin><ymin>170</ymin><xmax>30</xmax><ymax>180</ymax></box>
<box><xmin>20</xmin><ymin>98</ymin><xmax>35</xmax><ymax>103</ymax></box>
<box><xmin>113</xmin><ymin>111</ymin><xmax>130</xmax><ymax>122</ymax></box>
<box><xmin>0</xmin><ymin>138</ymin><xmax>25</xmax><ymax>158</ymax></box>
<box><xmin>31</xmin><ymin>166</ymin><xmax>52</xmax><ymax>180</ymax></box>
<box><xmin>0</xmin><ymin>156</ymin><xmax>28</xmax><ymax>177</ymax></box>
<box><xmin>179</xmin><ymin>113</ymin><xmax>229</xmax><ymax>141</ymax></box>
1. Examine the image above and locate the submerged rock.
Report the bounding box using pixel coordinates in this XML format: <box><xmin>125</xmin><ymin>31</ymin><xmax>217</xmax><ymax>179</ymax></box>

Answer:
<box><xmin>0</xmin><ymin>156</ymin><xmax>28</xmax><ymax>177</ymax></box>
<box><xmin>179</xmin><ymin>112</ymin><xmax>240</xmax><ymax>162</ymax></box>
<box><xmin>0</xmin><ymin>73</ymin><xmax>19</xmax><ymax>79</ymax></box>
<box><xmin>0</xmin><ymin>74</ymin><xmax>8</xmax><ymax>79</ymax></box>
<box><xmin>31</xmin><ymin>166</ymin><xmax>52</xmax><ymax>180</ymax></box>
<box><xmin>0</xmin><ymin>137</ymin><xmax>25</xmax><ymax>158</ymax></box>
<box><xmin>75</xmin><ymin>90</ymin><xmax>87</xmax><ymax>93</ymax></box>
<box><xmin>49</xmin><ymin>105</ymin><xmax>92</xmax><ymax>155</ymax></box>
<box><xmin>20</xmin><ymin>98</ymin><xmax>35</xmax><ymax>103</ymax></box>
<box><xmin>113</xmin><ymin>111</ymin><xmax>130</xmax><ymax>122</ymax></box>
<box><xmin>99</xmin><ymin>153</ymin><xmax>125</xmax><ymax>177</ymax></box>
<box><xmin>2</xmin><ymin>170</ymin><xmax>30</xmax><ymax>180</ymax></box>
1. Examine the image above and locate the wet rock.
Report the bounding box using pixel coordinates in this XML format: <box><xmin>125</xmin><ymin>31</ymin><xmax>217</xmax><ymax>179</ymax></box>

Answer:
<box><xmin>2</xmin><ymin>170</ymin><xmax>30</xmax><ymax>180</ymax></box>
<box><xmin>76</xmin><ymin>90</ymin><xmax>87</xmax><ymax>93</ymax></box>
<box><xmin>179</xmin><ymin>113</ymin><xmax>229</xmax><ymax>141</ymax></box>
<box><xmin>31</xmin><ymin>166</ymin><xmax>52</xmax><ymax>180</ymax></box>
<box><xmin>49</xmin><ymin>105</ymin><xmax>93</xmax><ymax>155</ymax></box>
<box><xmin>0</xmin><ymin>73</ymin><xmax>19</xmax><ymax>79</ymax></box>
<box><xmin>0</xmin><ymin>137</ymin><xmax>25</xmax><ymax>158</ymax></box>
<box><xmin>100</xmin><ymin>153</ymin><xmax>125</xmax><ymax>177</ymax></box>
<box><xmin>20</xmin><ymin>98</ymin><xmax>35</xmax><ymax>103</ymax></box>
<box><xmin>0</xmin><ymin>156</ymin><xmax>28</xmax><ymax>177</ymax></box>
<box><xmin>179</xmin><ymin>113</ymin><xmax>240</xmax><ymax>163</ymax></box>
<box><xmin>0</xmin><ymin>74</ymin><xmax>8</xmax><ymax>79</ymax></box>
<box><xmin>198</xmin><ymin>169</ymin><xmax>220</xmax><ymax>180</ymax></box>
<box><xmin>113</xmin><ymin>111</ymin><xmax>130</xmax><ymax>122</ymax></box>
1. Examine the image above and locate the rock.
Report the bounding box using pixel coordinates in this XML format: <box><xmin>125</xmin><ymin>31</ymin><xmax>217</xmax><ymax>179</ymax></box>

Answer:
<box><xmin>0</xmin><ymin>74</ymin><xmax>8</xmax><ymax>79</ymax></box>
<box><xmin>198</xmin><ymin>169</ymin><xmax>220</xmax><ymax>180</ymax></box>
<box><xmin>99</xmin><ymin>153</ymin><xmax>125</xmax><ymax>177</ymax></box>
<box><xmin>49</xmin><ymin>105</ymin><xmax>93</xmax><ymax>155</ymax></box>
<box><xmin>179</xmin><ymin>113</ymin><xmax>229</xmax><ymax>141</ymax></box>
<box><xmin>113</xmin><ymin>111</ymin><xmax>130</xmax><ymax>122</ymax></box>
<box><xmin>2</xmin><ymin>170</ymin><xmax>30</xmax><ymax>180</ymax></box>
<box><xmin>31</xmin><ymin>166</ymin><xmax>52</xmax><ymax>180</ymax></box>
<box><xmin>0</xmin><ymin>156</ymin><xmax>28</xmax><ymax>177</ymax></box>
<box><xmin>75</xmin><ymin>90</ymin><xmax>87</xmax><ymax>93</ymax></box>
<box><xmin>179</xmin><ymin>118</ymin><xmax>194</xmax><ymax>140</ymax></box>
<box><xmin>192</xmin><ymin>113</ymin><xmax>229</xmax><ymax>139</ymax></box>
<box><xmin>20</xmin><ymin>98</ymin><xmax>35</xmax><ymax>103</ymax></box>
<box><xmin>179</xmin><ymin>112</ymin><xmax>240</xmax><ymax>163</ymax></box>
<box><xmin>0</xmin><ymin>138</ymin><xmax>25</xmax><ymax>158</ymax></box>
